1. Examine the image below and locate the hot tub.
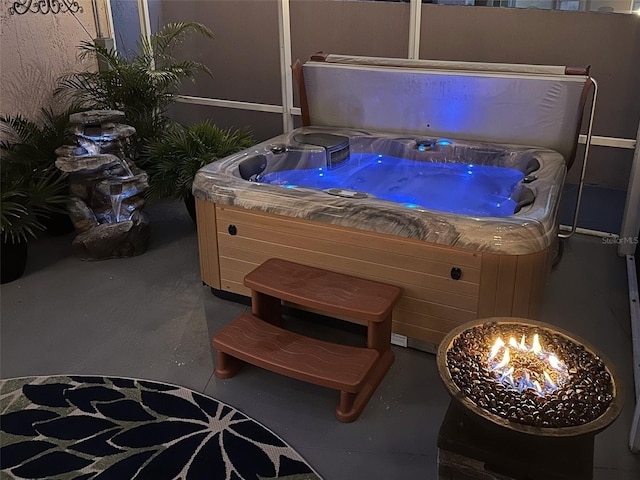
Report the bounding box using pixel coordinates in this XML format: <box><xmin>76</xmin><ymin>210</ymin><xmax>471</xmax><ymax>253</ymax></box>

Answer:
<box><xmin>193</xmin><ymin>126</ymin><xmax>566</xmax><ymax>346</ymax></box>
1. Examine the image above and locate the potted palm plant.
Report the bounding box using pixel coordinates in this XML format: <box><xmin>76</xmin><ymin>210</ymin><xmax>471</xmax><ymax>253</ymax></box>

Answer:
<box><xmin>144</xmin><ymin>120</ymin><xmax>254</xmax><ymax>222</ymax></box>
<box><xmin>56</xmin><ymin>22</ymin><xmax>214</xmax><ymax>164</ymax></box>
<box><xmin>1</xmin><ymin>116</ymin><xmax>69</xmax><ymax>283</ymax></box>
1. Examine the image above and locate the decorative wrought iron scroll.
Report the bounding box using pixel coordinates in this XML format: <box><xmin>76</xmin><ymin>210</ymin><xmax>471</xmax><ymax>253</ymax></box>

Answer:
<box><xmin>9</xmin><ymin>0</ymin><xmax>83</xmax><ymax>15</ymax></box>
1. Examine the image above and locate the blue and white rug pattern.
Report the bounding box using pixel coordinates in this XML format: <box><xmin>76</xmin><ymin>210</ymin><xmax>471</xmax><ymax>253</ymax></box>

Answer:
<box><xmin>0</xmin><ymin>375</ymin><xmax>322</xmax><ymax>479</ymax></box>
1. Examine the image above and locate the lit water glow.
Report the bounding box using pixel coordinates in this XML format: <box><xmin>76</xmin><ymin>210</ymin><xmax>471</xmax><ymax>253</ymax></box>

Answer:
<box><xmin>256</xmin><ymin>153</ymin><xmax>524</xmax><ymax>217</ymax></box>
<box><xmin>110</xmin><ymin>193</ymin><xmax>123</xmax><ymax>222</ymax></box>
<box><xmin>486</xmin><ymin>334</ymin><xmax>568</xmax><ymax>397</ymax></box>
<box><xmin>78</xmin><ymin>137</ymin><xmax>100</xmax><ymax>156</ymax></box>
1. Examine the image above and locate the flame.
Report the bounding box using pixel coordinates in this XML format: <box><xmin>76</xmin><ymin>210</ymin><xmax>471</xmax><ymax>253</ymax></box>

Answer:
<box><xmin>495</xmin><ymin>348</ymin><xmax>510</xmax><ymax>370</ymax></box>
<box><xmin>488</xmin><ymin>337</ymin><xmax>505</xmax><ymax>362</ymax></box>
<box><xmin>486</xmin><ymin>333</ymin><xmax>568</xmax><ymax>397</ymax></box>
<box><xmin>548</xmin><ymin>354</ymin><xmax>562</xmax><ymax>370</ymax></box>
<box><xmin>532</xmin><ymin>334</ymin><xmax>542</xmax><ymax>354</ymax></box>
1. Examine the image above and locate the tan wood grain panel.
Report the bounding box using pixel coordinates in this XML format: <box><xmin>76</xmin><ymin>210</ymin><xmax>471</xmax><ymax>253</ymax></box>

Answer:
<box><xmin>218</xmin><ymin>241</ymin><xmax>478</xmax><ymax>311</ymax></box>
<box><xmin>219</xmin><ymin>254</ymin><xmax>476</xmax><ymax>324</ymax></box>
<box><xmin>398</xmin><ymin>296</ymin><xmax>476</xmax><ymax>323</ymax></box>
<box><xmin>391</xmin><ymin>320</ymin><xmax>447</xmax><ymax>345</ymax></box>
<box><xmin>511</xmin><ymin>251</ymin><xmax>538</xmax><ymax>317</ymax></box>
<box><xmin>195</xmin><ymin>198</ymin><xmax>220</xmax><ymax>289</ymax></box>
<box><xmin>217</xmin><ymin>219</ymin><xmax>481</xmax><ymax>283</ymax></box>
<box><xmin>206</xmin><ymin>204</ymin><xmax>551</xmax><ymax>343</ymax></box>
<box><xmin>217</xmin><ymin>232</ymin><xmax>479</xmax><ymax>297</ymax></box>
<box><xmin>216</xmin><ymin>205</ymin><xmax>482</xmax><ymax>268</ymax></box>
<box><xmin>220</xmin><ymin>266</ymin><xmax>253</xmax><ymax>286</ymax></box>
<box><xmin>220</xmin><ymin>279</ymin><xmax>250</xmax><ymax>296</ymax></box>
<box><xmin>220</xmin><ymin>270</ymin><xmax>469</xmax><ymax>342</ymax></box>
<box><xmin>393</xmin><ymin>308</ymin><xmax>471</xmax><ymax>333</ymax></box>
<box><xmin>477</xmin><ymin>252</ymin><xmax>500</xmax><ymax>317</ymax></box>
<box><xmin>527</xmin><ymin>248</ymin><xmax>550</xmax><ymax>319</ymax></box>
<box><xmin>494</xmin><ymin>255</ymin><xmax>518</xmax><ymax>316</ymax></box>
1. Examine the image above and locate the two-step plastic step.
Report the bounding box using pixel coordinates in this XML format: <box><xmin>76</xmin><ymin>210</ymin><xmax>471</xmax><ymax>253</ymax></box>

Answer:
<box><xmin>213</xmin><ymin>258</ymin><xmax>401</xmax><ymax>422</ymax></box>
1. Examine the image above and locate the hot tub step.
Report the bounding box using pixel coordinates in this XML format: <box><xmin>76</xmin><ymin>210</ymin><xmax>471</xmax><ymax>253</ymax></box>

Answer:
<box><xmin>244</xmin><ymin>257</ymin><xmax>401</xmax><ymax>325</ymax></box>
<box><xmin>214</xmin><ymin>258</ymin><xmax>401</xmax><ymax>422</ymax></box>
<box><xmin>214</xmin><ymin>313</ymin><xmax>394</xmax><ymax>422</ymax></box>
<box><xmin>214</xmin><ymin>312</ymin><xmax>378</xmax><ymax>390</ymax></box>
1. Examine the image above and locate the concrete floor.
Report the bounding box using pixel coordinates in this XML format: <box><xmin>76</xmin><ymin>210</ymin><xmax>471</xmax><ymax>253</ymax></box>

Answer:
<box><xmin>1</xmin><ymin>199</ymin><xmax>639</xmax><ymax>480</ymax></box>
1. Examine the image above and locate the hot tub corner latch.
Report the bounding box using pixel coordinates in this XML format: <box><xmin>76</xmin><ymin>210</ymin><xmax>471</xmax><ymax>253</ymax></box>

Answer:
<box><xmin>228</xmin><ymin>225</ymin><xmax>237</xmax><ymax>236</ymax></box>
<box><xmin>450</xmin><ymin>267</ymin><xmax>462</xmax><ymax>280</ymax></box>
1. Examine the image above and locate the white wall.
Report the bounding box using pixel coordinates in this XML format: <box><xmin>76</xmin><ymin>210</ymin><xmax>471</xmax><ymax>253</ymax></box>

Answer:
<box><xmin>0</xmin><ymin>4</ymin><xmax>99</xmax><ymax>120</ymax></box>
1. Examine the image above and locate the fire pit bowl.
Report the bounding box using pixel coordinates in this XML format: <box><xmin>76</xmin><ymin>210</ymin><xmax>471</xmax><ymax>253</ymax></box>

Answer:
<box><xmin>437</xmin><ymin>317</ymin><xmax>623</xmax><ymax>437</ymax></box>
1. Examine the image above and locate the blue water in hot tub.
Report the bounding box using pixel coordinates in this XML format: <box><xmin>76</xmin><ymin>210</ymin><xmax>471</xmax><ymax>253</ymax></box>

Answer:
<box><xmin>257</xmin><ymin>153</ymin><xmax>525</xmax><ymax>217</ymax></box>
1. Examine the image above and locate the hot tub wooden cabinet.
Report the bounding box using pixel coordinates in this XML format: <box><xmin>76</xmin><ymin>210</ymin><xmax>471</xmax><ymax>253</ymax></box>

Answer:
<box><xmin>196</xmin><ymin>199</ymin><xmax>552</xmax><ymax>346</ymax></box>
<box><xmin>194</xmin><ymin>54</ymin><xmax>593</xmax><ymax>347</ymax></box>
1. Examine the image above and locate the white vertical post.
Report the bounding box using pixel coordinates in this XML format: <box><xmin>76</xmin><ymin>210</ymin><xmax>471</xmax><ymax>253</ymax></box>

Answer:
<box><xmin>619</xmin><ymin>123</ymin><xmax>640</xmax><ymax>256</ymax></box>
<box><xmin>627</xmin><ymin>0</ymin><xmax>636</xmax><ymax>13</ymax></box>
<box><xmin>137</xmin><ymin>0</ymin><xmax>152</xmax><ymax>43</ymax></box>
<box><xmin>278</xmin><ymin>0</ymin><xmax>294</xmax><ymax>133</ymax></box>
<box><xmin>104</xmin><ymin>0</ymin><xmax>116</xmax><ymax>49</ymax></box>
<box><xmin>408</xmin><ymin>0</ymin><xmax>421</xmax><ymax>59</ymax></box>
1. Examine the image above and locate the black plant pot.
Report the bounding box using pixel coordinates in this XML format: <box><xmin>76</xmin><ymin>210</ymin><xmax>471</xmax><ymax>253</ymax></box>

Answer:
<box><xmin>184</xmin><ymin>192</ymin><xmax>197</xmax><ymax>225</ymax></box>
<box><xmin>1</xmin><ymin>239</ymin><xmax>28</xmax><ymax>284</ymax></box>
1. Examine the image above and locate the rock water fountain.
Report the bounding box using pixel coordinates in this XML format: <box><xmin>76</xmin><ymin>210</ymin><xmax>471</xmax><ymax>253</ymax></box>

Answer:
<box><xmin>55</xmin><ymin>110</ymin><xmax>150</xmax><ymax>260</ymax></box>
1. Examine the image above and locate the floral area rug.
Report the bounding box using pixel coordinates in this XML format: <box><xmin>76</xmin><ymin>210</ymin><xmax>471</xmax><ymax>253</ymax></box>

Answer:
<box><xmin>0</xmin><ymin>375</ymin><xmax>322</xmax><ymax>480</ymax></box>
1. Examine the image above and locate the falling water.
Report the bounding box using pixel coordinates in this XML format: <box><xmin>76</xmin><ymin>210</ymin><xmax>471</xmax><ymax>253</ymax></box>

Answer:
<box><xmin>78</xmin><ymin>134</ymin><xmax>134</xmax><ymax>178</ymax></box>
<box><xmin>119</xmin><ymin>159</ymin><xmax>134</xmax><ymax>178</ymax></box>
<box><xmin>109</xmin><ymin>182</ymin><xmax>124</xmax><ymax>222</ymax></box>
<box><xmin>78</xmin><ymin>137</ymin><xmax>100</xmax><ymax>155</ymax></box>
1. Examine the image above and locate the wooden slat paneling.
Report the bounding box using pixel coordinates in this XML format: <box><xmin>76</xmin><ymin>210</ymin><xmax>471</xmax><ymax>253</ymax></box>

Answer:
<box><xmin>200</xmin><ymin>203</ymin><xmax>551</xmax><ymax>345</ymax></box>
<box><xmin>494</xmin><ymin>255</ymin><xmax>518</xmax><ymax>316</ymax></box>
<box><xmin>216</xmin><ymin>205</ymin><xmax>482</xmax><ymax>268</ymax></box>
<box><xmin>391</xmin><ymin>320</ymin><xmax>447</xmax><ymax>346</ymax></box>
<box><xmin>195</xmin><ymin>198</ymin><xmax>220</xmax><ymax>289</ymax></box>
<box><xmin>218</xmin><ymin>229</ymin><xmax>479</xmax><ymax>310</ymax></box>
<box><xmin>527</xmin><ymin>249</ymin><xmax>550</xmax><ymax>319</ymax></box>
<box><xmin>393</xmin><ymin>309</ymin><xmax>471</xmax><ymax>334</ymax></box>
<box><xmin>218</xmin><ymin>234</ymin><xmax>479</xmax><ymax>297</ymax></box>
<box><xmin>512</xmin><ymin>251</ymin><xmax>537</xmax><ymax>317</ymax></box>
<box><xmin>217</xmin><ymin>220</ymin><xmax>481</xmax><ymax>283</ymax></box>
<box><xmin>477</xmin><ymin>253</ymin><xmax>500</xmax><ymax>317</ymax></box>
<box><xmin>398</xmin><ymin>296</ymin><xmax>476</xmax><ymax>323</ymax></box>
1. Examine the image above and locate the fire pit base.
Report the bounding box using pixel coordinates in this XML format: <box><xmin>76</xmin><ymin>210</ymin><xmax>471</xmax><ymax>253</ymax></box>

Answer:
<box><xmin>437</xmin><ymin>401</ymin><xmax>594</xmax><ymax>480</ymax></box>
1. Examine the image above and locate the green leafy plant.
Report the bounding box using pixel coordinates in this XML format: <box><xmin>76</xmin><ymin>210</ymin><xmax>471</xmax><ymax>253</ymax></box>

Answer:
<box><xmin>145</xmin><ymin>120</ymin><xmax>254</xmax><ymax>201</ymax></box>
<box><xmin>0</xmin><ymin>108</ymin><xmax>76</xmax><ymax>243</ymax></box>
<box><xmin>56</xmin><ymin>22</ymin><xmax>214</xmax><ymax>161</ymax></box>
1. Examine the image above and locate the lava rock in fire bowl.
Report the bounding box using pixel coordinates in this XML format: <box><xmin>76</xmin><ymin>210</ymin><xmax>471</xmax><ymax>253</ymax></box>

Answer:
<box><xmin>436</xmin><ymin>318</ymin><xmax>623</xmax><ymax>437</ymax></box>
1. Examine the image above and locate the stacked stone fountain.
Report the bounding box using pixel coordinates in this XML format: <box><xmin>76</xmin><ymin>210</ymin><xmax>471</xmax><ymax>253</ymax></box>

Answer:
<box><xmin>55</xmin><ymin>110</ymin><xmax>150</xmax><ymax>260</ymax></box>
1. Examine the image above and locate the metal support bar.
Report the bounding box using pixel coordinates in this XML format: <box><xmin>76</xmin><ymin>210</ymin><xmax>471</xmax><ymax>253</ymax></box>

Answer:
<box><xmin>277</xmin><ymin>0</ymin><xmax>294</xmax><ymax>133</ymax></box>
<box><xmin>176</xmin><ymin>95</ymin><xmax>284</xmax><ymax>114</ymax></box>
<box><xmin>559</xmin><ymin>78</ymin><xmax>598</xmax><ymax>240</ymax></box>
<box><xmin>578</xmin><ymin>134</ymin><xmax>636</xmax><ymax>149</ymax></box>
<box><xmin>627</xmin><ymin>255</ymin><xmax>640</xmax><ymax>453</ymax></box>
<box><xmin>558</xmin><ymin>225</ymin><xmax>618</xmax><ymax>238</ymax></box>
<box><xmin>619</xmin><ymin>123</ymin><xmax>640</xmax><ymax>256</ymax></box>
<box><xmin>408</xmin><ymin>0</ymin><xmax>421</xmax><ymax>59</ymax></box>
